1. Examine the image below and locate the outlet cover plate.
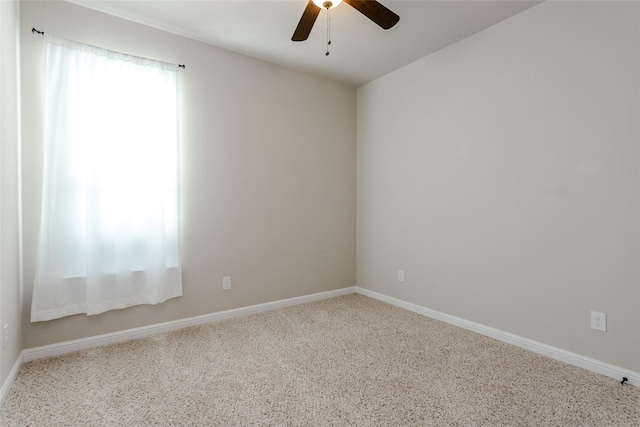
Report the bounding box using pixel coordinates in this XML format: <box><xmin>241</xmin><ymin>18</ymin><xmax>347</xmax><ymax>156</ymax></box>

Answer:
<box><xmin>3</xmin><ymin>324</ymin><xmax>8</xmax><ymax>349</ymax></box>
<box><xmin>591</xmin><ymin>311</ymin><xmax>606</xmax><ymax>332</ymax></box>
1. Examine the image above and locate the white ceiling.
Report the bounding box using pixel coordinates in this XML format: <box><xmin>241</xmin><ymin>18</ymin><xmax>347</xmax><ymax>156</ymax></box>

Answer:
<box><xmin>71</xmin><ymin>0</ymin><xmax>542</xmax><ymax>87</ymax></box>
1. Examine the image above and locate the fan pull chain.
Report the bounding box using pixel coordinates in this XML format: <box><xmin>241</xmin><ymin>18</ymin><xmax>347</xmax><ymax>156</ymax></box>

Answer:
<box><xmin>326</xmin><ymin>8</ymin><xmax>331</xmax><ymax>56</ymax></box>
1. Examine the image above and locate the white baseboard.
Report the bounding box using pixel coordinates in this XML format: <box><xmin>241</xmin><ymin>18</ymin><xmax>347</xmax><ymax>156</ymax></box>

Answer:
<box><xmin>1</xmin><ymin>350</ymin><xmax>23</xmax><ymax>405</ymax></box>
<box><xmin>356</xmin><ymin>287</ymin><xmax>639</xmax><ymax>388</ymax></box>
<box><xmin>23</xmin><ymin>286</ymin><xmax>356</xmax><ymax>362</ymax></box>
<box><xmin>9</xmin><ymin>284</ymin><xmax>637</xmax><ymax>400</ymax></box>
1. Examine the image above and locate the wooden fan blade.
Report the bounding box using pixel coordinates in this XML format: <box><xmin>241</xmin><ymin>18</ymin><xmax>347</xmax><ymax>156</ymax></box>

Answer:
<box><xmin>292</xmin><ymin>1</ymin><xmax>322</xmax><ymax>41</ymax></box>
<box><xmin>343</xmin><ymin>0</ymin><xmax>399</xmax><ymax>30</ymax></box>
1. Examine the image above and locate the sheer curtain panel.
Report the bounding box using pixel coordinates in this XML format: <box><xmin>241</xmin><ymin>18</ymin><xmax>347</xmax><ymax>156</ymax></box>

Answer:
<box><xmin>31</xmin><ymin>35</ymin><xmax>182</xmax><ymax>322</ymax></box>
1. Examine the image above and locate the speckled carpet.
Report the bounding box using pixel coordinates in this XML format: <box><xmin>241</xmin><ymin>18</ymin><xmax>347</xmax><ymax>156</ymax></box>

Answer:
<box><xmin>1</xmin><ymin>294</ymin><xmax>638</xmax><ymax>426</ymax></box>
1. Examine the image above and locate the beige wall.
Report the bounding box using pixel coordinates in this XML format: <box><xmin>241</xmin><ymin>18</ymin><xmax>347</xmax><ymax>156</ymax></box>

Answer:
<box><xmin>357</xmin><ymin>1</ymin><xmax>640</xmax><ymax>372</ymax></box>
<box><xmin>20</xmin><ymin>1</ymin><xmax>356</xmax><ymax>348</ymax></box>
<box><xmin>1</xmin><ymin>0</ymin><xmax>23</xmax><ymax>387</ymax></box>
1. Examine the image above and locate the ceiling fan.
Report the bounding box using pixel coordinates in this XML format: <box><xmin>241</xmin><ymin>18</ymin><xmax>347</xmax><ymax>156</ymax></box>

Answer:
<box><xmin>292</xmin><ymin>0</ymin><xmax>400</xmax><ymax>42</ymax></box>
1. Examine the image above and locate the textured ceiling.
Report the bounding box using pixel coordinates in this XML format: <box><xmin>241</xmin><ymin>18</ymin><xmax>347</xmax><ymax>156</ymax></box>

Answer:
<box><xmin>71</xmin><ymin>0</ymin><xmax>542</xmax><ymax>87</ymax></box>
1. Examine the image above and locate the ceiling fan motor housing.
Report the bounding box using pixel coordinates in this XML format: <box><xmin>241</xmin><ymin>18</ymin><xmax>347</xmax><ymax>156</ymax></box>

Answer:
<box><xmin>293</xmin><ymin>0</ymin><xmax>399</xmax><ymax>42</ymax></box>
<box><xmin>312</xmin><ymin>0</ymin><xmax>342</xmax><ymax>10</ymax></box>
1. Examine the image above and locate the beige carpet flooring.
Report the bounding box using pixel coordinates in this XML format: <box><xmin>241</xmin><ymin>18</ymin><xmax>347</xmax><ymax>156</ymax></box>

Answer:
<box><xmin>1</xmin><ymin>294</ymin><xmax>638</xmax><ymax>426</ymax></box>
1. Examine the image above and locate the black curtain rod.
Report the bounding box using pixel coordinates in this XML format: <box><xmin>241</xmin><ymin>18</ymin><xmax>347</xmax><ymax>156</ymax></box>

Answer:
<box><xmin>31</xmin><ymin>27</ymin><xmax>186</xmax><ymax>69</ymax></box>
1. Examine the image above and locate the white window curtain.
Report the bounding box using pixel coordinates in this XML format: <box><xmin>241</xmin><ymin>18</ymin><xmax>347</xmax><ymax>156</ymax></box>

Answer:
<box><xmin>31</xmin><ymin>35</ymin><xmax>182</xmax><ymax>322</ymax></box>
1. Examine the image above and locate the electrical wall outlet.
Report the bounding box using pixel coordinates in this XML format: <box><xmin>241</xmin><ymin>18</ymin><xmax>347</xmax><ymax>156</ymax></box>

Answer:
<box><xmin>591</xmin><ymin>311</ymin><xmax>606</xmax><ymax>332</ymax></box>
<box><xmin>223</xmin><ymin>276</ymin><xmax>232</xmax><ymax>291</ymax></box>
<box><xmin>3</xmin><ymin>324</ymin><xmax>8</xmax><ymax>349</ymax></box>
<box><xmin>398</xmin><ymin>270</ymin><xmax>405</xmax><ymax>282</ymax></box>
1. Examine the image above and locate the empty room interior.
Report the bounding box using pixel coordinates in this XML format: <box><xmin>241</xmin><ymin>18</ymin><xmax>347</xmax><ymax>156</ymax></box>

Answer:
<box><xmin>1</xmin><ymin>0</ymin><xmax>639</xmax><ymax>424</ymax></box>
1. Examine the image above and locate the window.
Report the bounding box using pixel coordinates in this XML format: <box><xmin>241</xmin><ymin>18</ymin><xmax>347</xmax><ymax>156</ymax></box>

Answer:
<box><xmin>31</xmin><ymin>35</ymin><xmax>182</xmax><ymax>322</ymax></box>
